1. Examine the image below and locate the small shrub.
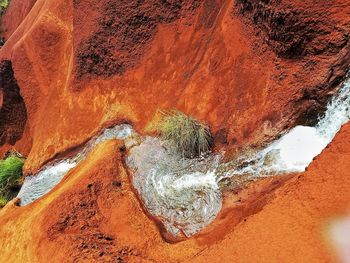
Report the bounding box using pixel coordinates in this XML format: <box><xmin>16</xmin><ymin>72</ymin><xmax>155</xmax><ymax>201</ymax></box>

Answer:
<box><xmin>0</xmin><ymin>0</ymin><xmax>9</xmax><ymax>46</ymax></box>
<box><xmin>0</xmin><ymin>0</ymin><xmax>8</xmax><ymax>9</ymax></box>
<box><xmin>0</xmin><ymin>195</ymin><xmax>7</xmax><ymax>207</ymax></box>
<box><xmin>157</xmin><ymin>110</ymin><xmax>213</xmax><ymax>158</ymax></box>
<box><xmin>0</xmin><ymin>154</ymin><xmax>24</xmax><ymax>206</ymax></box>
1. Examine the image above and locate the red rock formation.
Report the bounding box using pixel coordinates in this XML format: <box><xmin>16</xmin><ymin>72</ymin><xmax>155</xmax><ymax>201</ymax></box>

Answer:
<box><xmin>0</xmin><ymin>0</ymin><xmax>349</xmax><ymax>262</ymax></box>
<box><xmin>0</xmin><ymin>0</ymin><xmax>36</xmax><ymax>40</ymax></box>
<box><xmin>0</xmin><ymin>0</ymin><xmax>349</xmax><ymax>172</ymax></box>
<box><xmin>191</xmin><ymin>123</ymin><xmax>350</xmax><ymax>263</ymax></box>
<box><xmin>0</xmin><ymin>60</ymin><xmax>27</xmax><ymax>146</ymax></box>
<box><xmin>0</xmin><ymin>123</ymin><xmax>349</xmax><ymax>262</ymax></box>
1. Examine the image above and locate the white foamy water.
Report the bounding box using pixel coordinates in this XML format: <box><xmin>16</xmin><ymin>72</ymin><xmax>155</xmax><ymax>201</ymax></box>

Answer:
<box><xmin>17</xmin><ymin>124</ymin><xmax>134</xmax><ymax>206</ymax></box>
<box><xmin>125</xmin><ymin>75</ymin><xmax>350</xmax><ymax>238</ymax></box>
<box><xmin>127</xmin><ymin>137</ymin><xmax>222</xmax><ymax>237</ymax></box>
<box><xmin>17</xmin><ymin>160</ymin><xmax>76</xmax><ymax>206</ymax></box>
<box><xmin>220</xmin><ymin>75</ymin><xmax>350</xmax><ymax>179</ymax></box>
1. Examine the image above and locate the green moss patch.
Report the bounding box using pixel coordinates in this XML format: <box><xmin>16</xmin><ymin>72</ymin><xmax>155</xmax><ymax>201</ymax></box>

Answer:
<box><xmin>0</xmin><ymin>0</ymin><xmax>8</xmax><ymax>9</ymax></box>
<box><xmin>0</xmin><ymin>153</ymin><xmax>24</xmax><ymax>207</ymax></box>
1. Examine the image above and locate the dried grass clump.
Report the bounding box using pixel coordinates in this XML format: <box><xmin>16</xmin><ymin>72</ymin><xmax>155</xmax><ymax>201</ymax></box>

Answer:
<box><xmin>157</xmin><ymin>110</ymin><xmax>213</xmax><ymax>158</ymax></box>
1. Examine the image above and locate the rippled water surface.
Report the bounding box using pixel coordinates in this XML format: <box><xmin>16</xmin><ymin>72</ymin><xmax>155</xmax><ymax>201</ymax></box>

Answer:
<box><xmin>127</xmin><ymin>137</ymin><xmax>222</xmax><ymax>237</ymax></box>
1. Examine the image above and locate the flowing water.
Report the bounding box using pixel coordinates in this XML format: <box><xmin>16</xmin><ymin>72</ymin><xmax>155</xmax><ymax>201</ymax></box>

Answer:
<box><xmin>15</xmin><ymin>75</ymin><xmax>350</xmax><ymax>238</ymax></box>
<box><xmin>126</xmin><ymin>137</ymin><xmax>222</xmax><ymax>237</ymax></box>
<box><xmin>219</xmin><ymin>76</ymin><xmax>350</xmax><ymax>180</ymax></box>
<box><xmin>17</xmin><ymin>124</ymin><xmax>134</xmax><ymax>206</ymax></box>
<box><xmin>127</xmin><ymin>75</ymin><xmax>350</xmax><ymax>237</ymax></box>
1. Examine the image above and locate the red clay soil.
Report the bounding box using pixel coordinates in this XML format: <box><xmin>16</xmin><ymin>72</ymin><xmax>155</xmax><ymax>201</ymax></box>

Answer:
<box><xmin>0</xmin><ymin>0</ymin><xmax>37</xmax><ymax>41</ymax></box>
<box><xmin>0</xmin><ymin>0</ymin><xmax>349</xmax><ymax>173</ymax></box>
<box><xmin>0</xmin><ymin>0</ymin><xmax>350</xmax><ymax>262</ymax></box>
<box><xmin>0</xmin><ymin>123</ymin><xmax>349</xmax><ymax>262</ymax></box>
<box><xmin>190</xmin><ymin>123</ymin><xmax>350</xmax><ymax>263</ymax></box>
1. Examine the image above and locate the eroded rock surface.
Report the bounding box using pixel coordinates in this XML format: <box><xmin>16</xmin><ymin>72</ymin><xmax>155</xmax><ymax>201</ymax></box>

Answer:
<box><xmin>0</xmin><ymin>60</ymin><xmax>27</xmax><ymax>146</ymax></box>
<box><xmin>1</xmin><ymin>0</ymin><xmax>349</xmax><ymax>172</ymax></box>
<box><xmin>0</xmin><ymin>0</ymin><xmax>349</xmax><ymax>262</ymax></box>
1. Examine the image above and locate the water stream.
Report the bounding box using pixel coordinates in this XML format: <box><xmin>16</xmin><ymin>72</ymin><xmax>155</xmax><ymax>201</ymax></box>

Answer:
<box><xmin>127</xmin><ymin>75</ymin><xmax>350</xmax><ymax>237</ymax></box>
<box><xmin>15</xmin><ymin>75</ymin><xmax>350</xmax><ymax>238</ymax></box>
<box><xmin>219</xmin><ymin>75</ymin><xmax>350</xmax><ymax>180</ymax></box>
<box><xmin>126</xmin><ymin>137</ymin><xmax>222</xmax><ymax>237</ymax></box>
<box><xmin>17</xmin><ymin>124</ymin><xmax>134</xmax><ymax>206</ymax></box>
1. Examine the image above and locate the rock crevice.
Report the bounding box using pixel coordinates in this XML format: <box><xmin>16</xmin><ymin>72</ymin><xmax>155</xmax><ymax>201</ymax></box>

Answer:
<box><xmin>0</xmin><ymin>60</ymin><xmax>27</xmax><ymax>146</ymax></box>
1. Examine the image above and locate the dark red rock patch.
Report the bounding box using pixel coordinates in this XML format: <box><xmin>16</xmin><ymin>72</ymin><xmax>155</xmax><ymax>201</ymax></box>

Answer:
<box><xmin>74</xmin><ymin>0</ymin><xmax>202</xmax><ymax>79</ymax></box>
<box><xmin>0</xmin><ymin>60</ymin><xmax>27</xmax><ymax>146</ymax></box>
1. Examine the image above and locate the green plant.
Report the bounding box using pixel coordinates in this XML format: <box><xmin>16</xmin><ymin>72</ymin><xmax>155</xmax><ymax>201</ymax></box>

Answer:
<box><xmin>0</xmin><ymin>0</ymin><xmax>9</xmax><ymax>46</ymax></box>
<box><xmin>157</xmin><ymin>110</ymin><xmax>213</xmax><ymax>158</ymax></box>
<box><xmin>0</xmin><ymin>195</ymin><xmax>7</xmax><ymax>207</ymax></box>
<box><xmin>0</xmin><ymin>0</ymin><xmax>8</xmax><ymax>9</ymax></box>
<box><xmin>0</xmin><ymin>154</ymin><xmax>24</xmax><ymax>206</ymax></box>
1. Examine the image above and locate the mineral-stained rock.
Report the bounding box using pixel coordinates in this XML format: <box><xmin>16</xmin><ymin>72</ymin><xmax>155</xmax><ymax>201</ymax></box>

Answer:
<box><xmin>0</xmin><ymin>0</ymin><xmax>349</xmax><ymax>172</ymax></box>
<box><xmin>0</xmin><ymin>0</ymin><xmax>349</xmax><ymax>261</ymax></box>
<box><xmin>190</xmin><ymin>122</ymin><xmax>350</xmax><ymax>263</ymax></box>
